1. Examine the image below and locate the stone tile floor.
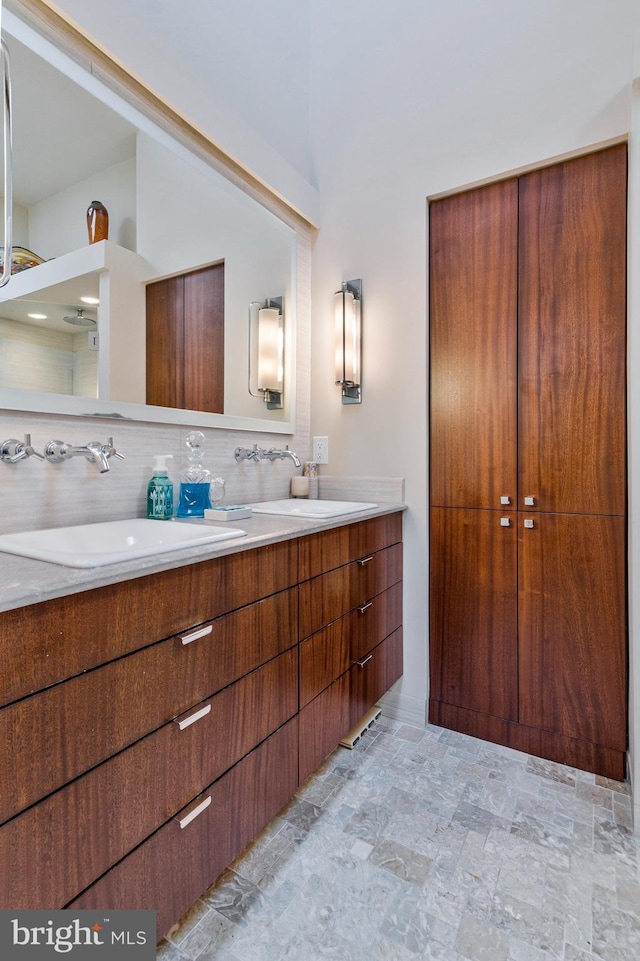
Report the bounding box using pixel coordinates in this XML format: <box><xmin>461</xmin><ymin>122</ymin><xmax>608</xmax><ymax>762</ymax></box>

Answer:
<box><xmin>158</xmin><ymin>718</ymin><xmax>640</xmax><ymax>961</ymax></box>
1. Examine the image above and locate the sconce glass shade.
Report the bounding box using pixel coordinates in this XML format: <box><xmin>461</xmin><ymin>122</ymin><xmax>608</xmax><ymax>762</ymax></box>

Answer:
<box><xmin>249</xmin><ymin>298</ymin><xmax>284</xmax><ymax>409</ymax></box>
<box><xmin>335</xmin><ymin>279</ymin><xmax>362</xmax><ymax>404</ymax></box>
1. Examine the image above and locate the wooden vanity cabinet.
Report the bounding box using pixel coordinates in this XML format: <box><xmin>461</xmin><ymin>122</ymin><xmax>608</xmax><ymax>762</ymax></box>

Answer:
<box><xmin>0</xmin><ymin>511</ymin><xmax>404</xmax><ymax>940</ymax></box>
<box><xmin>298</xmin><ymin>515</ymin><xmax>404</xmax><ymax>782</ymax></box>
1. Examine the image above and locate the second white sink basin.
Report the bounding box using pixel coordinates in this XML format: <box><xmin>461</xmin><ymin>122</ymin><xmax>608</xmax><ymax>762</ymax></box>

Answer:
<box><xmin>0</xmin><ymin>518</ymin><xmax>247</xmax><ymax>568</ymax></box>
<box><xmin>250</xmin><ymin>499</ymin><xmax>377</xmax><ymax>518</ymax></box>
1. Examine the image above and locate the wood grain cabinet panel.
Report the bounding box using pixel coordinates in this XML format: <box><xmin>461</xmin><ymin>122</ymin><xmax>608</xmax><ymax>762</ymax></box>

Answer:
<box><xmin>0</xmin><ymin>587</ymin><xmax>298</xmax><ymax>823</ymax></box>
<box><xmin>430</xmin><ymin>179</ymin><xmax>518</xmax><ymax>510</ymax></box>
<box><xmin>429</xmin><ymin>507</ymin><xmax>518</xmax><ymax>721</ymax></box>
<box><xmin>299</xmin><ymin>543</ymin><xmax>402</xmax><ymax>640</ymax></box>
<box><xmin>298</xmin><ymin>672</ymin><xmax>351</xmax><ymax>784</ymax></box>
<box><xmin>299</xmin><ymin>582</ymin><xmax>403</xmax><ymax>707</ymax></box>
<box><xmin>350</xmin><ymin>628</ymin><xmax>403</xmax><ymax>728</ymax></box>
<box><xmin>0</xmin><ymin>649</ymin><xmax>298</xmax><ymax>910</ymax></box>
<box><xmin>146</xmin><ymin>262</ymin><xmax>225</xmax><ymax>414</ymax></box>
<box><xmin>298</xmin><ymin>514</ymin><xmax>402</xmax><ymax>581</ymax></box>
<box><xmin>518</xmin><ymin>147</ymin><xmax>627</xmax><ymax>516</ymax></box>
<box><xmin>518</xmin><ymin>513</ymin><xmax>626</xmax><ymax>751</ymax></box>
<box><xmin>0</xmin><ymin>539</ymin><xmax>297</xmax><ymax>709</ymax></box>
<box><xmin>69</xmin><ymin>718</ymin><xmax>299</xmax><ymax>942</ymax></box>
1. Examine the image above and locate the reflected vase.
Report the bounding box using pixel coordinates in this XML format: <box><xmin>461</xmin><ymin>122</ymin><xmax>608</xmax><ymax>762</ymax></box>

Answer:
<box><xmin>87</xmin><ymin>201</ymin><xmax>109</xmax><ymax>244</ymax></box>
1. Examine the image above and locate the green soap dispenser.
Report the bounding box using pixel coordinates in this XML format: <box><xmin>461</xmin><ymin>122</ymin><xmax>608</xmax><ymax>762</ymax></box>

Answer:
<box><xmin>147</xmin><ymin>454</ymin><xmax>174</xmax><ymax>520</ymax></box>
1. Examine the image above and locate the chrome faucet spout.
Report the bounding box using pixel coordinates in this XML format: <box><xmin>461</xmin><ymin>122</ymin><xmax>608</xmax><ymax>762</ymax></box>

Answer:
<box><xmin>44</xmin><ymin>437</ymin><xmax>124</xmax><ymax>473</ymax></box>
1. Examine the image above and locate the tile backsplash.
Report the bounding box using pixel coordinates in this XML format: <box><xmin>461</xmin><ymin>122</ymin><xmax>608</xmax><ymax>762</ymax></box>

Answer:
<box><xmin>0</xmin><ymin>410</ymin><xmax>310</xmax><ymax>534</ymax></box>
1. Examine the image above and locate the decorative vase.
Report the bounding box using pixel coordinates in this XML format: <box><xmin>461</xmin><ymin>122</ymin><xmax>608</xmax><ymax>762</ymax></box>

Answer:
<box><xmin>87</xmin><ymin>201</ymin><xmax>109</xmax><ymax>244</ymax></box>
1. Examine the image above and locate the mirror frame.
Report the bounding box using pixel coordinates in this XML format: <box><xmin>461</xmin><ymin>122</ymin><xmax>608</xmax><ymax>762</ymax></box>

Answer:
<box><xmin>2</xmin><ymin>0</ymin><xmax>314</xmax><ymax>434</ymax></box>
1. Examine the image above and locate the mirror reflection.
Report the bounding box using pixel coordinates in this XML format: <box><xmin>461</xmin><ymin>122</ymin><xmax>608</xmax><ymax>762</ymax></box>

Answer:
<box><xmin>0</xmin><ymin>19</ymin><xmax>296</xmax><ymax>430</ymax></box>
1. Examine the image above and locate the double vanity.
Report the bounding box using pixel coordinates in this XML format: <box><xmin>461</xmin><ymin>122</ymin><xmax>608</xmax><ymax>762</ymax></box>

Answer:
<box><xmin>0</xmin><ymin>501</ymin><xmax>404</xmax><ymax>941</ymax></box>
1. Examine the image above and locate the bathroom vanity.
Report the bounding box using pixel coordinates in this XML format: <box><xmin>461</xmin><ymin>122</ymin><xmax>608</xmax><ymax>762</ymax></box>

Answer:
<box><xmin>0</xmin><ymin>507</ymin><xmax>403</xmax><ymax>940</ymax></box>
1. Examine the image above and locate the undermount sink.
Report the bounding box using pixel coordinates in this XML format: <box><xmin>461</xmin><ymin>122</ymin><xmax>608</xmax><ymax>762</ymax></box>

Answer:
<box><xmin>249</xmin><ymin>499</ymin><xmax>377</xmax><ymax>518</ymax></box>
<box><xmin>0</xmin><ymin>518</ymin><xmax>247</xmax><ymax>568</ymax></box>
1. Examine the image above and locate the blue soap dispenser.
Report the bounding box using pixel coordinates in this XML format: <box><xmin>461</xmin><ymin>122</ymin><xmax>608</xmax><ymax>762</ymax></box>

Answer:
<box><xmin>147</xmin><ymin>454</ymin><xmax>174</xmax><ymax>520</ymax></box>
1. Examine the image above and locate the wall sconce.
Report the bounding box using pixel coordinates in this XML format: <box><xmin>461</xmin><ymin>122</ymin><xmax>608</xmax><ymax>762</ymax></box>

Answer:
<box><xmin>335</xmin><ymin>279</ymin><xmax>362</xmax><ymax>404</ymax></box>
<box><xmin>249</xmin><ymin>297</ymin><xmax>284</xmax><ymax>409</ymax></box>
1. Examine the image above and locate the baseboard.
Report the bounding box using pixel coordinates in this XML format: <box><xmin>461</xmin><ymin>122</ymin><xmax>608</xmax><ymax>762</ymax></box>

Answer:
<box><xmin>377</xmin><ymin>685</ymin><xmax>426</xmax><ymax>729</ymax></box>
<box><xmin>628</xmin><ymin>750</ymin><xmax>639</xmax><ymax>835</ymax></box>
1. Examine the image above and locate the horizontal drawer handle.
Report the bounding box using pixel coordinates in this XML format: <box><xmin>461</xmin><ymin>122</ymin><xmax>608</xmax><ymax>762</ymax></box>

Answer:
<box><xmin>357</xmin><ymin>654</ymin><xmax>373</xmax><ymax>668</ymax></box>
<box><xmin>358</xmin><ymin>555</ymin><xmax>374</xmax><ymax>567</ymax></box>
<box><xmin>180</xmin><ymin>624</ymin><xmax>213</xmax><ymax>646</ymax></box>
<box><xmin>174</xmin><ymin>795</ymin><xmax>212</xmax><ymax>829</ymax></box>
<box><xmin>174</xmin><ymin>703</ymin><xmax>212</xmax><ymax>731</ymax></box>
<box><xmin>358</xmin><ymin>601</ymin><xmax>373</xmax><ymax>614</ymax></box>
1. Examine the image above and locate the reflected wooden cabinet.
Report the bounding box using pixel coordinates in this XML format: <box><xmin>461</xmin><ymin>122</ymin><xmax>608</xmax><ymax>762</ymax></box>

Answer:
<box><xmin>429</xmin><ymin>144</ymin><xmax>627</xmax><ymax>779</ymax></box>
<box><xmin>146</xmin><ymin>262</ymin><xmax>225</xmax><ymax>413</ymax></box>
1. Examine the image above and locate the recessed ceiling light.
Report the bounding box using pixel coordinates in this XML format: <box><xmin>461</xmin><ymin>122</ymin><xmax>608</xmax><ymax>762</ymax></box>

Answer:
<box><xmin>80</xmin><ymin>296</ymin><xmax>100</xmax><ymax>305</ymax></box>
<box><xmin>27</xmin><ymin>312</ymin><xmax>47</xmax><ymax>320</ymax></box>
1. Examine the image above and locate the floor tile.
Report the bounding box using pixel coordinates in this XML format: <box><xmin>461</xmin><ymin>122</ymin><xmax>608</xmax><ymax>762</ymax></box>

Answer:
<box><xmin>162</xmin><ymin>722</ymin><xmax>638</xmax><ymax>961</ymax></box>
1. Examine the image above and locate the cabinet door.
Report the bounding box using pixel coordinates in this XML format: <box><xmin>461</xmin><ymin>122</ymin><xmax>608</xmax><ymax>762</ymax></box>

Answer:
<box><xmin>430</xmin><ymin>179</ymin><xmax>518</xmax><ymax>509</ymax></box>
<box><xmin>518</xmin><ymin>145</ymin><xmax>627</xmax><ymax>515</ymax></box>
<box><xmin>146</xmin><ymin>263</ymin><xmax>224</xmax><ymax>414</ymax></box>
<box><xmin>518</xmin><ymin>513</ymin><xmax>626</xmax><ymax>752</ymax></box>
<box><xmin>182</xmin><ymin>263</ymin><xmax>224</xmax><ymax>414</ymax></box>
<box><xmin>430</xmin><ymin>507</ymin><xmax>518</xmax><ymax>721</ymax></box>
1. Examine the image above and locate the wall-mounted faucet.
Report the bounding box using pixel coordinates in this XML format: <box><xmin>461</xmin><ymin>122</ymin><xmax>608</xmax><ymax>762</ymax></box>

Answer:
<box><xmin>234</xmin><ymin>444</ymin><xmax>301</xmax><ymax>468</ymax></box>
<box><xmin>0</xmin><ymin>434</ymin><xmax>45</xmax><ymax>463</ymax></box>
<box><xmin>44</xmin><ymin>438</ymin><xmax>125</xmax><ymax>474</ymax></box>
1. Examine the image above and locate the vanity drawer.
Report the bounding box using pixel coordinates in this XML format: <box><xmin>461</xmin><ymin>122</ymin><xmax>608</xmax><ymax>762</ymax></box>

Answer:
<box><xmin>298</xmin><ymin>671</ymin><xmax>351</xmax><ymax>784</ymax></box>
<box><xmin>299</xmin><ymin>542</ymin><xmax>402</xmax><ymax>639</ymax></box>
<box><xmin>350</xmin><ymin>628</ymin><xmax>403</xmax><ymax>727</ymax></box>
<box><xmin>0</xmin><ymin>538</ymin><xmax>298</xmax><ymax>709</ymax></box>
<box><xmin>298</xmin><ymin>513</ymin><xmax>402</xmax><ymax>580</ymax></box>
<box><xmin>299</xmin><ymin>582</ymin><xmax>403</xmax><ymax>707</ymax></box>
<box><xmin>69</xmin><ymin>717</ymin><xmax>299</xmax><ymax>942</ymax></box>
<box><xmin>0</xmin><ymin>648</ymin><xmax>298</xmax><ymax>910</ymax></box>
<box><xmin>0</xmin><ymin>587</ymin><xmax>298</xmax><ymax>823</ymax></box>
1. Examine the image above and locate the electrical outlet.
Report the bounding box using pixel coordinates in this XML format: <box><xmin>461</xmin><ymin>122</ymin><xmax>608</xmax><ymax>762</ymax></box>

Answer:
<box><xmin>313</xmin><ymin>436</ymin><xmax>329</xmax><ymax>464</ymax></box>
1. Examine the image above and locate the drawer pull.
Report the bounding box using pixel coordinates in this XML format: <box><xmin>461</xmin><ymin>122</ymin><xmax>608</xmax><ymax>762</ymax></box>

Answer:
<box><xmin>358</xmin><ymin>555</ymin><xmax>374</xmax><ymax>567</ymax></box>
<box><xmin>174</xmin><ymin>703</ymin><xmax>212</xmax><ymax>731</ymax></box>
<box><xmin>180</xmin><ymin>624</ymin><xmax>213</xmax><ymax>646</ymax></box>
<box><xmin>357</xmin><ymin>654</ymin><xmax>373</xmax><ymax>668</ymax></box>
<box><xmin>358</xmin><ymin>601</ymin><xmax>373</xmax><ymax>614</ymax></box>
<box><xmin>175</xmin><ymin>795</ymin><xmax>212</xmax><ymax>829</ymax></box>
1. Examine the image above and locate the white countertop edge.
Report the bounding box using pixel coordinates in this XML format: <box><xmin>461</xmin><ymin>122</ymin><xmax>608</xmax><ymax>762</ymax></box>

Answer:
<box><xmin>0</xmin><ymin>503</ymin><xmax>407</xmax><ymax>614</ymax></box>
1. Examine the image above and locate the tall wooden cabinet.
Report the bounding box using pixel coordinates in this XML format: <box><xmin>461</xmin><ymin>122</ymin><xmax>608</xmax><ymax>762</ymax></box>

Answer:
<box><xmin>429</xmin><ymin>144</ymin><xmax>627</xmax><ymax>780</ymax></box>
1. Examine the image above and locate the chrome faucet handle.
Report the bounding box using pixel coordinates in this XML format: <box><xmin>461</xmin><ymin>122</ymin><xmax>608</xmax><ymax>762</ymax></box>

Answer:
<box><xmin>23</xmin><ymin>433</ymin><xmax>44</xmax><ymax>461</ymax></box>
<box><xmin>104</xmin><ymin>437</ymin><xmax>125</xmax><ymax>461</ymax></box>
<box><xmin>1</xmin><ymin>434</ymin><xmax>44</xmax><ymax>463</ymax></box>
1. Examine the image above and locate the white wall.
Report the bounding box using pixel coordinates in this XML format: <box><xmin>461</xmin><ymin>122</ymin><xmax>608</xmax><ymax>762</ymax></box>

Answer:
<box><xmin>44</xmin><ymin>0</ymin><xmax>319</xmax><ymax>223</ymax></box>
<box><xmin>307</xmin><ymin>0</ymin><xmax>637</xmax><ymax>726</ymax></box>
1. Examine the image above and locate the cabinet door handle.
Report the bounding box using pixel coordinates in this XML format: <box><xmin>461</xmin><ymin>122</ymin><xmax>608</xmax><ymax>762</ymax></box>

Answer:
<box><xmin>524</xmin><ymin>519</ymin><xmax>535</xmax><ymax>529</ymax></box>
<box><xmin>358</xmin><ymin>555</ymin><xmax>374</xmax><ymax>567</ymax></box>
<box><xmin>174</xmin><ymin>795</ymin><xmax>212</xmax><ymax>829</ymax></box>
<box><xmin>180</xmin><ymin>624</ymin><xmax>213</xmax><ymax>646</ymax></box>
<box><xmin>357</xmin><ymin>654</ymin><xmax>373</xmax><ymax>668</ymax></box>
<box><xmin>524</xmin><ymin>496</ymin><xmax>535</xmax><ymax>506</ymax></box>
<box><xmin>500</xmin><ymin>496</ymin><xmax>511</xmax><ymax>505</ymax></box>
<box><xmin>500</xmin><ymin>517</ymin><xmax>511</xmax><ymax>527</ymax></box>
<box><xmin>358</xmin><ymin>601</ymin><xmax>373</xmax><ymax>613</ymax></box>
<box><xmin>174</xmin><ymin>703</ymin><xmax>211</xmax><ymax>731</ymax></box>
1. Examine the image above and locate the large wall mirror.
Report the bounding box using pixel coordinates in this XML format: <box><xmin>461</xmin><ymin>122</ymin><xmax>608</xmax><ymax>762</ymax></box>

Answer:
<box><xmin>0</xmin><ymin>7</ymin><xmax>298</xmax><ymax>433</ymax></box>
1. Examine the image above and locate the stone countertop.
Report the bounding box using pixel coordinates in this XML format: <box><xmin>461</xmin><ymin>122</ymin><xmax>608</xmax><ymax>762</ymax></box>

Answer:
<box><xmin>0</xmin><ymin>503</ymin><xmax>406</xmax><ymax>614</ymax></box>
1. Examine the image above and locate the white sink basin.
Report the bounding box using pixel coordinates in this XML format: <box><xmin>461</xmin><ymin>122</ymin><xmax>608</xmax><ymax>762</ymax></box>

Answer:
<box><xmin>0</xmin><ymin>518</ymin><xmax>247</xmax><ymax>568</ymax></box>
<box><xmin>249</xmin><ymin>499</ymin><xmax>377</xmax><ymax>518</ymax></box>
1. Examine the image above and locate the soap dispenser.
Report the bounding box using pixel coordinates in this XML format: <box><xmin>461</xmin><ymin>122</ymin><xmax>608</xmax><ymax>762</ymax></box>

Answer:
<box><xmin>147</xmin><ymin>454</ymin><xmax>174</xmax><ymax>520</ymax></box>
<box><xmin>177</xmin><ymin>430</ymin><xmax>212</xmax><ymax>517</ymax></box>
